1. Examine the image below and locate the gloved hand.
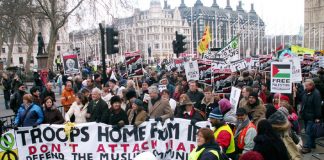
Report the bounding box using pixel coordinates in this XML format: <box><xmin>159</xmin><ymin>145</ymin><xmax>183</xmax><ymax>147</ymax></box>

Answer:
<box><xmin>12</xmin><ymin>125</ymin><xmax>18</xmax><ymax>130</ymax></box>
<box><xmin>170</xmin><ymin>117</ymin><xmax>174</xmax><ymax>121</ymax></box>
<box><xmin>145</xmin><ymin>117</ymin><xmax>150</xmax><ymax>121</ymax></box>
<box><xmin>155</xmin><ymin>117</ymin><xmax>162</xmax><ymax>122</ymax></box>
<box><xmin>117</xmin><ymin>121</ymin><xmax>125</xmax><ymax>128</ymax></box>
<box><xmin>190</xmin><ymin>119</ymin><xmax>197</xmax><ymax>125</ymax></box>
<box><xmin>32</xmin><ymin>124</ymin><xmax>38</xmax><ymax>128</ymax></box>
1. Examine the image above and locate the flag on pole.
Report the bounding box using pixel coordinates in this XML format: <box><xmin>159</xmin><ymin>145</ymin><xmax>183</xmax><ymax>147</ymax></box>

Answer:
<box><xmin>198</xmin><ymin>26</ymin><xmax>211</xmax><ymax>54</ymax></box>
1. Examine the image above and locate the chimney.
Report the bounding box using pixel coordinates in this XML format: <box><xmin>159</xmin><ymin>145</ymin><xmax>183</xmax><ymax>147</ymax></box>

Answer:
<box><xmin>236</xmin><ymin>1</ymin><xmax>244</xmax><ymax>12</ymax></box>
<box><xmin>225</xmin><ymin>0</ymin><xmax>232</xmax><ymax>10</ymax></box>
<box><xmin>194</xmin><ymin>0</ymin><xmax>203</xmax><ymax>7</ymax></box>
<box><xmin>212</xmin><ymin>0</ymin><xmax>219</xmax><ymax>9</ymax></box>
<box><xmin>250</xmin><ymin>3</ymin><xmax>256</xmax><ymax>14</ymax></box>
<box><xmin>179</xmin><ymin>0</ymin><xmax>187</xmax><ymax>8</ymax></box>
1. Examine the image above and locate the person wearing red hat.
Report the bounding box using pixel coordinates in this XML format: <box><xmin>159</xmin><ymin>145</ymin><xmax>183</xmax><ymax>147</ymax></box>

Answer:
<box><xmin>273</xmin><ymin>93</ymin><xmax>290</xmax><ymax>110</ymax></box>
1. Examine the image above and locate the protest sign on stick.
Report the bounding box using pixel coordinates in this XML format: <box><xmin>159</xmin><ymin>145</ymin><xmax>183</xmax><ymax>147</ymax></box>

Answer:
<box><xmin>270</xmin><ymin>62</ymin><xmax>292</xmax><ymax>94</ymax></box>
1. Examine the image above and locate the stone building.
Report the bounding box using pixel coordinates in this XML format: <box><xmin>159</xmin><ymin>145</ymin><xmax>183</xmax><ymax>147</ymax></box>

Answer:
<box><xmin>115</xmin><ymin>0</ymin><xmax>191</xmax><ymax>60</ymax></box>
<box><xmin>304</xmin><ymin>0</ymin><xmax>324</xmax><ymax>50</ymax></box>
<box><xmin>179</xmin><ymin>0</ymin><xmax>265</xmax><ymax>56</ymax></box>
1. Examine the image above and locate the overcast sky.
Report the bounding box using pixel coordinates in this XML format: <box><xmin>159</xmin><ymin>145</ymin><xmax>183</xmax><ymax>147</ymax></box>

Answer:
<box><xmin>69</xmin><ymin>0</ymin><xmax>304</xmax><ymax>35</ymax></box>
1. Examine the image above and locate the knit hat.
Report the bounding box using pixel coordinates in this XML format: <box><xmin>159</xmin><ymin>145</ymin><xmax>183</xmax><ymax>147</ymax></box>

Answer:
<box><xmin>133</xmin><ymin>99</ymin><xmax>143</xmax><ymax>107</ymax></box>
<box><xmin>18</xmin><ymin>83</ymin><xmax>25</xmax><ymax>88</ymax></box>
<box><xmin>126</xmin><ymin>90</ymin><xmax>137</xmax><ymax>100</ymax></box>
<box><xmin>279</xmin><ymin>95</ymin><xmax>290</xmax><ymax>102</ymax></box>
<box><xmin>278</xmin><ymin>107</ymin><xmax>289</xmax><ymax>117</ymax></box>
<box><xmin>29</xmin><ymin>86</ymin><xmax>39</xmax><ymax>94</ymax></box>
<box><xmin>252</xmin><ymin>81</ymin><xmax>260</xmax><ymax>88</ymax></box>
<box><xmin>249</xmin><ymin>92</ymin><xmax>259</xmax><ymax>99</ymax></box>
<box><xmin>236</xmin><ymin>108</ymin><xmax>247</xmax><ymax>116</ymax></box>
<box><xmin>218</xmin><ymin>99</ymin><xmax>232</xmax><ymax>114</ymax></box>
<box><xmin>268</xmin><ymin>110</ymin><xmax>288</xmax><ymax>125</ymax></box>
<box><xmin>209</xmin><ymin>108</ymin><xmax>223</xmax><ymax>120</ymax></box>
<box><xmin>94</xmin><ymin>74</ymin><xmax>100</xmax><ymax>80</ymax></box>
<box><xmin>239</xmin><ymin>151</ymin><xmax>264</xmax><ymax>160</ymax></box>
<box><xmin>110</xmin><ymin>95</ymin><xmax>122</xmax><ymax>105</ymax></box>
<box><xmin>265</xmin><ymin>104</ymin><xmax>277</xmax><ymax>119</ymax></box>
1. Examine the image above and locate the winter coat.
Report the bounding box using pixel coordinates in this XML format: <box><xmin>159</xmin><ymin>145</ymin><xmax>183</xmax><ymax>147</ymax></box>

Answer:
<box><xmin>234</xmin><ymin>119</ymin><xmax>257</xmax><ymax>154</ymax></box>
<box><xmin>43</xmin><ymin>106</ymin><xmax>64</xmax><ymax>124</ymax></box>
<box><xmin>241</xmin><ymin>100</ymin><xmax>266</xmax><ymax>125</ymax></box>
<box><xmin>14</xmin><ymin>103</ymin><xmax>44</xmax><ymax>127</ymax></box>
<box><xmin>190</xmin><ymin>141</ymin><xmax>221</xmax><ymax>160</ymax></box>
<box><xmin>269</xmin><ymin>114</ymin><xmax>302</xmax><ymax>160</ymax></box>
<box><xmin>186</xmin><ymin>90</ymin><xmax>204</xmax><ymax>109</ymax></box>
<box><xmin>198</xmin><ymin>98</ymin><xmax>218</xmax><ymax>118</ymax></box>
<box><xmin>32</xmin><ymin>95</ymin><xmax>42</xmax><ymax>106</ymax></box>
<box><xmin>175</xmin><ymin>108</ymin><xmax>204</xmax><ymax>121</ymax></box>
<box><xmin>40</xmin><ymin>89</ymin><xmax>56</xmax><ymax>103</ymax></box>
<box><xmin>65</xmin><ymin>102</ymin><xmax>88</xmax><ymax>123</ymax></box>
<box><xmin>253</xmin><ymin>134</ymin><xmax>290</xmax><ymax>160</ymax></box>
<box><xmin>2</xmin><ymin>78</ymin><xmax>11</xmax><ymax>100</ymax></box>
<box><xmin>300</xmin><ymin>88</ymin><xmax>322</xmax><ymax>121</ymax></box>
<box><xmin>10</xmin><ymin>90</ymin><xmax>26</xmax><ymax>114</ymax></box>
<box><xmin>101</xmin><ymin>109</ymin><xmax>129</xmax><ymax>125</ymax></box>
<box><xmin>223</xmin><ymin>109</ymin><xmax>237</xmax><ymax>126</ymax></box>
<box><xmin>61</xmin><ymin>88</ymin><xmax>76</xmax><ymax>112</ymax></box>
<box><xmin>87</xmin><ymin>98</ymin><xmax>109</xmax><ymax>122</ymax></box>
<box><xmin>127</xmin><ymin>109</ymin><xmax>148</xmax><ymax>126</ymax></box>
<box><xmin>148</xmin><ymin>97</ymin><xmax>173</xmax><ymax>121</ymax></box>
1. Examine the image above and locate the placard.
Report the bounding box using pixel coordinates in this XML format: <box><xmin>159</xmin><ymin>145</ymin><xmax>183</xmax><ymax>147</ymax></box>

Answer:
<box><xmin>271</xmin><ymin>62</ymin><xmax>292</xmax><ymax>93</ymax></box>
<box><xmin>184</xmin><ymin>61</ymin><xmax>199</xmax><ymax>81</ymax></box>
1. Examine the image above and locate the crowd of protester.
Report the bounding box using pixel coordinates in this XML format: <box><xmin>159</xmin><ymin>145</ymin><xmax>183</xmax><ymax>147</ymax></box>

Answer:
<box><xmin>1</xmin><ymin>63</ymin><xmax>324</xmax><ymax>160</ymax></box>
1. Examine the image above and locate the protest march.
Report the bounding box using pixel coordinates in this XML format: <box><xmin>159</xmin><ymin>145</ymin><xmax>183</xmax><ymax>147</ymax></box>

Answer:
<box><xmin>1</xmin><ymin>44</ymin><xmax>324</xmax><ymax>160</ymax></box>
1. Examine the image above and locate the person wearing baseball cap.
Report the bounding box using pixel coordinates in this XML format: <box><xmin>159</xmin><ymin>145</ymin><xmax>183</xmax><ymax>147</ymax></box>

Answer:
<box><xmin>234</xmin><ymin>108</ymin><xmax>257</xmax><ymax>155</ymax></box>
<box><xmin>208</xmin><ymin>108</ymin><xmax>236</xmax><ymax>158</ymax></box>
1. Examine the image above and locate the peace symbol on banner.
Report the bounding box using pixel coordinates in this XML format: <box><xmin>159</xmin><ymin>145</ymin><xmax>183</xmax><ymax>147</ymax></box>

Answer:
<box><xmin>0</xmin><ymin>133</ymin><xmax>18</xmax><ymax>160</ymax></box>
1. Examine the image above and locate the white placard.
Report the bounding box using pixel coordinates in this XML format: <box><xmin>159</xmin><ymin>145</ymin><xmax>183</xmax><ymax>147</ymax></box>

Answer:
<box><xmin>271</xmin><ymin>62</ymin><xmax>292</xmax><ymax>93</ymax></box>
<box><xmin>230</xmin><ymin>87</ymin><xmax>241</xmax><ymax>114</ymax></box>
<box><xmin>184</xmin><ymin>60</ymin><xmax>199</xmax><ymax>81</ymax></box>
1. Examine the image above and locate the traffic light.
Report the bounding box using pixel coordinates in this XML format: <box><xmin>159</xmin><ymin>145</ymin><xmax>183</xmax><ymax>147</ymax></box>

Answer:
<box><xmin>106</xmin><ymin>27</ymin><xmax>119</xmax><ymax>55</ymax></box>
<box><xmin>173</xmin><ymin>31</ymin><xmax>187</xmax><ymax>58</ymax></box>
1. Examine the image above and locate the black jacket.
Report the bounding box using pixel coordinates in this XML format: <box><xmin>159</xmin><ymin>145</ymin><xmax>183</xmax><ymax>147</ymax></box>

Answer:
<box><xmin>101</xmin><ymin>109</ymin><xmax>129</xmax><ymax>125</ymax></box>
<box><xmin>196</xmin><ymin>141</ymin><xmax>221</xmax><ymax>160</ymax></box>
<box><xmin>10</xmin><ymin>90</ymin><xmax>26</xmax><ymax>114</ymax></box>
<box><xmin>41</xmin><ymin>89</ymin><xmax>56</xmax><ymax>103</ymax></box>
<box><xmin>43</xmin><ymin>108</ymin><xmax>64</xmax><ymax>124</ymax></box>
<box><xmin>253</xmin><ymin>134</ymin><xmax>289</xmax><ymax>160</ymax></box>
<box><xmin>87</xmin><ymin>98</ymin><xmax>108</xmax><ymax>122</ymax></box>
<box><xmin>186</xmin><ymin>90</ymin><xmax>204</xmax><ymax>108</ymax></box>
<box><xmin>175</xmin><ymin>109</ymin><xmax>204</xmax><ymax>122</ymax></box>
<box><xmin>300</xmin><ymin>88</ymin><xmax>322</xmax><ymax>121</ymax></box>
<box><xmin>2</xmin><ymin>78</ymin><xmax>11</xmax><ymax>100</ymax></box>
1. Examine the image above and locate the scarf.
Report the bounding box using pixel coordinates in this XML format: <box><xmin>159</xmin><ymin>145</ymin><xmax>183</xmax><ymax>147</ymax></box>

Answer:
<box><xmin>235</xmin><ymin>118</ymin><xmax>250</xmax><ymax>136</ymax></box>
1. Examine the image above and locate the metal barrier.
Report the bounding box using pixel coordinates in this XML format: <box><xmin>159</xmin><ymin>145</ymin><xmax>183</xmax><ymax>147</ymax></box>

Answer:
<box><xmin>0</xmin><ymin>106</ymin><xmax>65</xmax><ymax>126</ymax></box>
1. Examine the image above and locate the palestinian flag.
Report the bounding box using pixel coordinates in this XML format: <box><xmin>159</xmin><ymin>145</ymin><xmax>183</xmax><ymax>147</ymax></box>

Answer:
<box><xmin>272</xmin><ymin>64</ymin><xmax>291</xmax><ymax>78</ymax></box>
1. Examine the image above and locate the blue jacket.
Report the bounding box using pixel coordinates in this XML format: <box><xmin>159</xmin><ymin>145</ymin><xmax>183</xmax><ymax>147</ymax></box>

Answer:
<box><xmin>14</xmin><ymin>103</ymin><xmax>44</xmax><ymax>127</ymax></box>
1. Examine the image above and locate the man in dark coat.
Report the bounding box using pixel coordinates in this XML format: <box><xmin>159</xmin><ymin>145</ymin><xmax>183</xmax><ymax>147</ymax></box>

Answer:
<box><xmin>175</xmin><ymin>99</ymin><xmax>204</xmax><ymax>123</ymax></box>
<box><xmin>40</xmin><ymin>82</ymin><xmax>56</xmax><ymax>103</ymax></box>
<box><xmin>86</xmin><ymin>88</ymin><xmax>109</xmax><ymax>122</ymax></box>
<box><xmin>10</xmin><ymin>83</ymin><xmax>26</xmax><ymax>114</ymax></box>
<box><xmin>299</xmin><ymin>79</ymin><xmax>322</xmax><ymax>153</ymax></box>
<box><xmin>1</xmin><ymin>73</ymin><xmax>11</xmax><ymax>109</ymax></box>
<box><xmin>186</xmin><ymin>81</ymin><xmax>204</xmax><ymax>109</ymax></box>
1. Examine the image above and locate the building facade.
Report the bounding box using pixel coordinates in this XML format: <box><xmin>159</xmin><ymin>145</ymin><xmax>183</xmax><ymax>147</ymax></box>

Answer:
<box><xmin>304</xmin><ymin>0</ymin><xmax>324</xmax><ymax>50</ymax></box>
<box><xmin>179</xmin><ymin>0</ymin><xmax>265</xmax><ymax>56</ymax></box>
<box><xmin>115</xmin><ymin>0</ymin><xmax>191</xmax><ymax>60</ymax></box>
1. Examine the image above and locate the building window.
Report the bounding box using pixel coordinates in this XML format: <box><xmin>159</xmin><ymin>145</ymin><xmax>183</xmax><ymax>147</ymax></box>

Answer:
<box><xmin>3</xmin><ymin>58</ymin><xmax>6</xmax><ymax>62</ymax></box>
<box><xmin>57</xmin><ymin>46</ymin><xmax>61</xmax><ymax>51</ymax></box>
<box><xmin>30</xmin><ymin>56</ymin><xmax>34</xmax><ymax>63</ymax></box>
<box><xmin>11</xmin><ymin>58</ymin><xmax>13</xmax><ymax>63</ymax></box>
<box><xmin>18</xmin><ymin>47</ymin><xmax>22</xmax><ymax>53</ymax></box>
<box><xmin>57</xmin><ymin>34</ymin><xmax>60</xmax><ymax>41</ymax></box>
<box><xmin>155</xmin><ymin>43</ymin><xmax>159</xmax><ymax>49</ymax></box>
<box><xmin>19</xmin><ymin>57</ymin><xmax>23</xmax><ymax>64</ymax></box>
<box><xmin>2</xmin><ymin>48</ymin><xmax>5</xmax><ymax>53</ymax></box>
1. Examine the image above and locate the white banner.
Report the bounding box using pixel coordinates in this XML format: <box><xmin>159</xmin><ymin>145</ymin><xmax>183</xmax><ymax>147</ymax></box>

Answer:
<box><xmin>230</xmin><ymin>59</ymin><xmax>248</xmax><ymax>73</ymax></box>
<box><xmin>184</xmin><ymin>61</ymin><xmax>199</xmax><ymax>81</ymax></box>
<box><xmin>15</xmin><ymin>120</ymin><xmax>211</xmax><ymax>160</ymax></box>
<box><xmin>229</xmin><ymin>87</ymin><xmax>241</xmax><ymax>114</ymax></box>
<box><xmin>271</xmin><ymin>62</ymin><xmax>292</xmax><ymax>93</ymax></box>
<box><xmin>282</xmin><ymin>57</ymin><xmax>302</xmax><ymax>82</ymax></box>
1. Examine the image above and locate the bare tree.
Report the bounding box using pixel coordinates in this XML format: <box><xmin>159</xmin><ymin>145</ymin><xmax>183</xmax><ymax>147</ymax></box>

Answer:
<box><xmin>35</xmin><ymin>0</ymin><xmax>85</xmax><ymax>68</ymax></box>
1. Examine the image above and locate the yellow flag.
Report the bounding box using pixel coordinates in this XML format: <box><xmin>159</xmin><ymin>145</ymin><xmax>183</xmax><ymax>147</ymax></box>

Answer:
<box><xmin>291</xmin><ymin>45</ymin><xmax>315</xmax><ymax>56</ymax></box>
<box><xmin>198</xmin><ymin>26</ymin><xmax>211</xmax><ymax>54</ymax></box>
